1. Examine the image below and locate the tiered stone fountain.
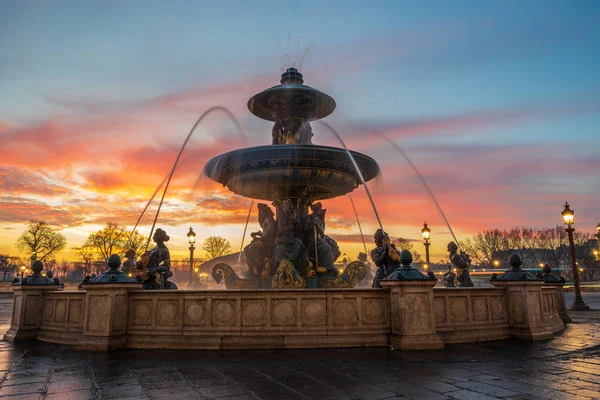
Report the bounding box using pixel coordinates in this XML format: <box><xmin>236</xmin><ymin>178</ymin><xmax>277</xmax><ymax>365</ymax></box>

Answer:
<box><xmin>204</xmin><ymin>68</ymin><xmax>379</xmax><ymax>289</ymax></box>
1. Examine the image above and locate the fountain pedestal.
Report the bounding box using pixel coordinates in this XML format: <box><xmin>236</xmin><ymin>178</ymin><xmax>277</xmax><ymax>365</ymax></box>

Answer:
<box><xmin>4</xmin><ymin>285</ymin><xmax>61</xmax><ymax>342</ymax></box>
<box><xmin>380</xmin><ymin>280</ymin><xmax>444</xmax><ymax>350</ymax></box>
<box><xmin>491</xmin><ymin>280</ymin><xmax>562</xmax><ymax>340</ymax></box>
<box><xmin>76</xmin><ymin>283</ymin><xmax>141</xmax><ymax>351</ymax></box>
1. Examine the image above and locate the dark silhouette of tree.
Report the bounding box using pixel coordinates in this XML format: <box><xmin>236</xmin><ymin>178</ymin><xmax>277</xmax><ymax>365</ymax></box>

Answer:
<box><xmin>15</xmin><ymin>221</ymin><xmax>67</xmax><ymax>262</ymax></box>
<box><xmin>86</xmin><ymin>223</ymin><xmax>126</xmax><ymax>262</ymax></box>
<box><xmin>203</xmin><ymin>236</ymin><xmax>231</xmax><ymax>260</ymax></box>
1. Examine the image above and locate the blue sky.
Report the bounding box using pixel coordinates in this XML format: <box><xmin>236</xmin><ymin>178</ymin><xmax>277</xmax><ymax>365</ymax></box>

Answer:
<box><xmin>1</xmin><ymin>0</ymin><xmax>599</xmax><ymax>259</ymax></box>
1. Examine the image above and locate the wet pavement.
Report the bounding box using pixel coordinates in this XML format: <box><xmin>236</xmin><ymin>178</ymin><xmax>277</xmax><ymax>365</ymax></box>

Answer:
<box><xmin>0</xmin><ymin>295</ymin><xmax>598</xmax><ymax>400</ymax></box>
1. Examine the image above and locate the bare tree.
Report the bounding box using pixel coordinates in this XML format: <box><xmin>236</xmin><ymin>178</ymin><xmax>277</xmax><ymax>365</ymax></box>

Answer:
<box><xmin>124</xmin><ymin>230</ymin><xmax>148</xmax><ymax>259</ymax></box>
<box><xmin>393</xmin><ymin>238</ymin><xmax>422</xmax><ymax>262</ymax></box>
<box><xmin>15</xmin><ymin>221</ymin><xmax>67</xmax><ymax>262</ymax></box>
<box><xmin>86</xmin><ymin>223</ymin><xmax>126</xmax><ymax>262</ymax></box>
<box><xmin>460</xmin><ymin>229</ymin><xmax>508</xmax><ymax>267</ymax></box>
<box><xmin>0</xmin><ymin>255</ymin><xmax>18</xmax><ymax>281</ymax></box>
<box><xmin>74</xmin><ymin>244</ymin><xmax>95</xmax><ymax>275</ymax></box>
<box><xmin>536</xmin><ymin>226</ymin><xmax>567</xmax><ymax>268</ymax></box>
<box><xmin>203</xmin><ymin>236</ymin><xmax>231</xmax><ymax>260</ymax></box>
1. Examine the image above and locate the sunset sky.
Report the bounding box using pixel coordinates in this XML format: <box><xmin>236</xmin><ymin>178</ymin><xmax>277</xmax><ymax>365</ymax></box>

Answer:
<box><xmin>1</xmin><ymin>1</ymin><xmax>599</xmax><ymax>262</ymax></box>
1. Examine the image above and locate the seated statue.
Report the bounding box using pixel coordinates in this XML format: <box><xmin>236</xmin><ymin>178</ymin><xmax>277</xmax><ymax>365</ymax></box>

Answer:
<box><xmin>447</xmin><ymin>242</ymin><xmax>474</xmax><ymax>287</ymax></box>
<box><xmin>122</xmin><ymin>249</ymin><xmax>136</xmax><ymax>276</ymax></box>
<box><xmin>371</xmin><ymin>229</ymin><xmax>401</xmax><ymax>288</ymax></box>
<box><xmin>273</xmin><ymin>199</ymin><xmax>306</xmax><ymax>271</ymax></box>
<box><xmin>244</xmin><ymin>203</ymin><xmax>278</xmax><ymax>277</ymax></box>
<box><xmin>136</xmin><ymin>228</ymin><xmax>178</xmax><ymax>290</ymax></box>
<box><xmin>272</xmin><ymin>116</ymin><xmax>313</xmax><ymax>145</ymax></box>
<box><xmin>443</xmin><ymin>265</ymin><xmax>456</xmax><ymax>287</ymax></box>
<box><xmin>303</xmin><ymin>202</ymin><xmax>336</xmax><ymax>274</ymax></box>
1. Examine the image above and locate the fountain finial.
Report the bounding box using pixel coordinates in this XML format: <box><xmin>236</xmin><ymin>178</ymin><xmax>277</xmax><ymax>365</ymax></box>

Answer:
<box><xmin>280</xmin><ymin>67</ymin><xmax>304</xmax><ymax>85</ymax></box>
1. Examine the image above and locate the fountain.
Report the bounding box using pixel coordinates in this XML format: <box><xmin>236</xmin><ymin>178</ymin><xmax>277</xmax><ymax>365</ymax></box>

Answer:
<box><xmin>204</xmin><ymin>67</ymin><xmax>379</xmax><ymax>289</ymax></box>
<box><xmin>3</xmin><ymin>66</ymin><xmax>568</xmax><ymax>352</ymax></box>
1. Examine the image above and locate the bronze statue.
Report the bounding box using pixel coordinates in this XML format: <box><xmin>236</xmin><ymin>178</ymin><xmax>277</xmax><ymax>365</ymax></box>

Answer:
<box><xmin>357</xmin><ymin>252</ymin><xmax>375</xmax><ymax>288</ymax></box>
<box><xmin>443</xmin><ymin>265</ymin><xmax>456</xmax><ymax>287</ymax></box>
<box><xmin>447</xmin><ymin>242</ymin><xmax>474</xmax><ymax>287</ymax></box>
<box><xmin>244</xmin><ymin>203</ymin><xmax>278</xmax><ymax>277</ymax></box>
<box><xmin>273</xmin><ymin>199</ymin><xmax>306</xmax><ymax>269</ymax></box>
<box><xmin>303</xmin><ymin>202</ymin><xmax>336</xmax><ymax>274</ymax></box>
<box><xmin>536</xmin><ymin>264</ymin><xmax>565</xmax><ymax>282</ymax></box>
<box><xmin>272</xmin><ymin>115</ymin><xmax>313</xmax><ymax>145</ymax></box>
<box><xmin>371</xmin><ymin>229</ymin><xmax>401</xmax><ymax>288</ymax></box>
<box><xmin>137</xmin><ymin>228</ymin><xmax>178</xmax><ymax>290</ymax></box>
<box><xmin>122</xmin><ymin>249</ymin><xmax>136</xmax><ymax>276</ymax></box>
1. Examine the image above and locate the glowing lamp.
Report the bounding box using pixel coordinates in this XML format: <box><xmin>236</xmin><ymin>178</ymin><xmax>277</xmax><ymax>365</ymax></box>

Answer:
<box><xmin>187</xmin><ymin>226</ymin><xmax>196</xmax><ymax>245</ymax></box>
<box><xmin>561</xmin><ymin>202</ymin><xmax>574</xmax><ymax>226</ymax></box>
<box><xmin>421</xmin><ymin>222</ymin><xmax>430</xmax><ymax>241</ymax></box>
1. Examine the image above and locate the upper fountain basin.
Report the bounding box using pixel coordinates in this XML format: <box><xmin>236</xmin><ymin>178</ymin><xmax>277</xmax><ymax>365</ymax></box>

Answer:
<box><xmin>203</xmin><ymin>144</ymin><xmax>380</xmax><ymax>201</ymax></box>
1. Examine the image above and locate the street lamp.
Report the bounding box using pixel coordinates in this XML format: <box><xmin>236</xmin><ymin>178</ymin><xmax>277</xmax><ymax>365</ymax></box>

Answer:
<box><xmin>187</xmin><ymin>226</ymin><xmax>196</xmax><ymax>287</ymax></box>
<box><xmin>20</xmin><ymin>266</ymin><xmax>26</xmax><ymax>279</ymax></box>
<box><xmin>561</xmin><ymin>202</ymin><xmax>589</xmax><ymax>311</ymax></box>
<box><xmin>595</xmin><ymin>222</ymin><xmax>600</xmax><ymax>261</ymax></box>
<box><xmin>493</xmin><ymin>260</ymin><xmax>500</xmax><ymax>267</ymax></box>
<box><xmin>422</xmin><ymin>221</ymin><xmax>431</xmax><ymax>267</ymax></box>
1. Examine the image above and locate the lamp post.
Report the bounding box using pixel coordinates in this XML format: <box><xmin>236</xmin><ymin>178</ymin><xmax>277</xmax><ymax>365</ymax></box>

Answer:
<box><xmin>561</xmin><ymin>202</ymin><xmax>589</xmax><ymax>311</ymax></box>
<box><xmin>595</xmin><ymin>223</ymin><xmax>600</xmax><ymax>261</ymax></box>
<box><xmin>187</xmin><ymin>227</ymin><xmax>196</xmax><ymax>287</ymax></box>
<box><xmin>422</xmin><ymin>222</ymin><xmax>431</xmax><ymax>267</ymax></box>
<box><xmin>20</xmin><ymin>266</ymin><xmax>26</xmax><ymax>279</ymax></box>
<box><xmin>493</xmin><ymin>260</ymin><xmax>500</xmax><ymax>268</ymax></box>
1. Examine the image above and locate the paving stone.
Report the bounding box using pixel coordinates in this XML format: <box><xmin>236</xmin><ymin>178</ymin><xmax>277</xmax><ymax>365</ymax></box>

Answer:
<box><xmin>377</xmin><ymin>381</ymin><xmax>449</xmax><ymax>400</ymax></box>
<box><xmin>100</xmin><ymin>384</ymin><xmax>146</xmax><ymax>400</ymax></box>
<box><xmin>46</xmin><ymin>388</ymin><xmax>95</xmax><ymax>400</ymax></box>
<box><xmin>198</xmin><ymin>383</ymin><xmax>249</xmax><ymax>398</ymax></box>
<box><xmin>0</xmin><ymin>383</ymin><xmax>43</xmax><ymax>397</ymax></box>
<box><xmin>0</xmin><ymin>394</ymin><xmax>41</xmax><ymax>400</ymax></box>
<box><xmin>146</xmin><ymin>385</ymin><xmax>205</xmax><ymax>399</ymax></box>
<box><xmin>453</xmin><ymin>380</ymin><xmax>521</xmax><ymax>397</ymax></box>
<box><xmin>445</xmin><ymin>389</ymin><xmax>502</xmax><ymax>400</ymax></box>
<box><xmin>46</xmin><ymin>378</ymin><xmax>93</xmax><ymax>393</ymax></box>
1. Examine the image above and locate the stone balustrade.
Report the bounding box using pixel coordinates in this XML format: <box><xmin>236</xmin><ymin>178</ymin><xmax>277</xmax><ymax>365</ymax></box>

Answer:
<box><xmin>3</xmin><ymin>282</ymin><xmax>567</xmax><ymax>351</ymax></box>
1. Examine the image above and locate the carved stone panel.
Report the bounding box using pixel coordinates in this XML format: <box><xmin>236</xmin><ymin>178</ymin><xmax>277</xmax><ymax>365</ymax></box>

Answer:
<box><xmin>24</xmin><ymin>295</ymin><xmax>43</xmax><ymax>327</ymax></box>
<box><xmin>113</xmin><ymin>295</ymin><xmax>128</xmax><ymax>331</ymax></box>
<box><xmin>490</xmin><ymin>296</ymin><xmax>505</xmax><ymax>321</ymax></box>
<box><xmin>527</xmin><ymin>292</ymin><xmax>541</xmax><ymax>323</ymax></box>
<box><xmin>471</xmin><ymin>297</ymin><xmax>488</xmax><ymax>321</ymax></box>
<box><xmin>404</xmin><ymin>293</ymin><xmax>429</xmax><ymax>331</ymax></box>
<box><xmin>449</xmin><ymin>297</ymin><xmax>468</xmax><ymax>323</ymax></box>
<box><xmin>332</xmin><ymin>298</ymin><xmax>358</xmax><ymax>326</ymax></box>
<box><xmin>184</xmin><ymin>300</ymin><xmax>208</xmax><ymax>326</ymax></box>
<box><xmin>132</xmin><ymin>300</ymin><xmax>153</xmax><ymax>326</ymax></box>
<box><xmin>86</xmin><ymin>295</ymin><xmax>110</xmax><ymax>333</ymax></box>
<box><xmin>242</xmin><ymin>299</ymin><xmax>267</xmax><ymax>326</ymax></box>
<box><xmin>156</xmin><ymin>299</ymin><xmax>181</xmax><ymax>327</ymax></box>
<box><xmin>434</xmin><ymin>297</ymin><xmax>446</xmax><ymax>324</ymax></box>
<box><xmin>362</xmin><ymin>299</ymin><xmax>385</xmax><ymax>325</ymax></box>
<box><xmin>212</xmin><ymin>300</ymin><xmax>237</xmax><ymax>327</ymax></box>
<box><xmin>301</xmin><ymin>298</ymin><xmax>326</xmax><ymax>326</ymax></box>
<box><xmin>271</xmin><ymin>299</ymin><xmax>297</xmax><ymax>326</ymax></box>
<box><xmin>509</xmin><ymin>291</ymin><xmax>525</xmax><ymax>324</ymax></box>
<box><xmin>55</xmin><ymin>299</ymin><xmax>68</xmax><ymax>323</ymax></box>
<box><xmin>43</xmin><ymin>299</ymin><xmax>54</xmax><ymax>322</ymax></box>
<box><xmin>69</xmin><ymin>299</ymin><xmax>83</xmax><ymax>324</ymax></box>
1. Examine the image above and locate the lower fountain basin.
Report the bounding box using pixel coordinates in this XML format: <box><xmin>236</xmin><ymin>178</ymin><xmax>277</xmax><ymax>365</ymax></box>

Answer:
<box><xmin>203</xmin><ymin>145</ymin><xmax>380</xmax><ymax>201</ymax></box>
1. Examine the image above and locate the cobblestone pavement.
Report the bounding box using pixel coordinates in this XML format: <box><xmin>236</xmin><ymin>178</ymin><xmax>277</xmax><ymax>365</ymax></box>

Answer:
<box><xmin>0</xmin><ymin>295</ymin><xmax>598</xmax><ymax>400</ymax></box>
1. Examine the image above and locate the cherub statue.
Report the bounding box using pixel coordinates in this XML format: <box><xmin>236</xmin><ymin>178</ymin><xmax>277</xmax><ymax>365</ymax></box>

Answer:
<box><xmin>137</xmin><ymin>228</ymin><xmax>178</xmax><ymax>290</ymax></box>
<box><xmin>371</xmin><ymin>229</ymin><xmax>401</xmax><ymax>288</ymax></box>
<box><xmin>447</xmin><ymin>241</ymin><xmax>474</xmax><ymax>287</ymax></box>
<box><xmin>443</xmin><ymin>265</ymin><xmax>456</xmax><ymax>287</ymax></box>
